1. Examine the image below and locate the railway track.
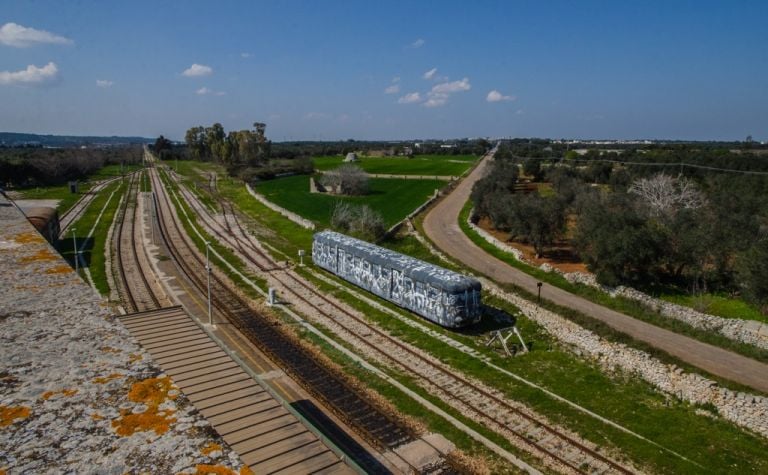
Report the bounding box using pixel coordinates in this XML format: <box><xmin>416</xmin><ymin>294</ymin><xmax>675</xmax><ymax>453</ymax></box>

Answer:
<box><xmin>59</xmin><ymin>174</ymin><xmax>128</xmax><ymax>237</ymax></box>
<box><xmin>112</xmin><ymin>172</ymin><xmax>162</xmax><ymax>313</ymax></box>
<box><xmin>171</xmin><ymin>170</ymin><xmax>636</xmax><ymax>474</ymax></box>
<box><xmin>149</xmin><ymin>167</ymin><xmax>422</xmax><ymax>468</ymax></box>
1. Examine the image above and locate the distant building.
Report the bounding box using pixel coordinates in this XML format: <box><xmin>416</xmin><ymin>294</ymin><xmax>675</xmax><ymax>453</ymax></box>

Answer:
<box><xmin>344</xmin><ymin>152</ymin><xmax>358</xmax><ymax>162</ymax></box>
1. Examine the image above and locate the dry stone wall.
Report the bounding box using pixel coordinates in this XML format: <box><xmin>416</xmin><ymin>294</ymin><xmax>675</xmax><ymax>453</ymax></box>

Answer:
<box><xmin>245</xmin><ymin>183</ymin><xmax>315</xmax><ymax>230</ymax></box>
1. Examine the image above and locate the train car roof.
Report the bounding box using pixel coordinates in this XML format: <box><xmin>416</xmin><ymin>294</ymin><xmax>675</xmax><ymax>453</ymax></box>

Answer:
<box><xmin>314</xmin><ymin>230</ymin><xmax>481</xmax><ymax>293</ymax></box>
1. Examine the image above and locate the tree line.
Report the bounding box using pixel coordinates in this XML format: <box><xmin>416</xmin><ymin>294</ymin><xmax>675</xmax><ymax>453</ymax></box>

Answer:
<box><xmin>0</xmin><ymin>146</ymin><xmax>143</xmax><ymax>187</ymax></box>
<box><xmin>471</xmin><ymin>143</ymin><xmax>768</xmax><ymax>312</ymax></box>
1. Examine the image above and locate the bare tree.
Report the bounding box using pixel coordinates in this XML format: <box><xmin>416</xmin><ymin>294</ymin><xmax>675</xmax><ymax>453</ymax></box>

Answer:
<box><xmin>320</xmin><ymin>164</ymin><xmax>369</xmax><ymax>195</ymax></box>
<box><xmin>628</xmin><ymin>173</ymin><xmax>705</xmax><ymax>218</ymax></box>
<box><xmin>330</xmin><ymin>201</ymin><xmax>385</xmax><ymax>240</ymax></box>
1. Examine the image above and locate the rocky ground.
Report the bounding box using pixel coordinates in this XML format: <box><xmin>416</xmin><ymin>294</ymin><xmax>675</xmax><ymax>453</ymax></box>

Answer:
<box><xmin>0</xmin><ymin>196</ymin><xmax>249</xmax><ymax>474</ymax></box>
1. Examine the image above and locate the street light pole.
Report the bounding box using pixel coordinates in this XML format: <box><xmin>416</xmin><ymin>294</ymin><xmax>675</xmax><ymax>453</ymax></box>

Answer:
<box><xmin>71</xmin><ymin>227</ymin><xmax>78</xmax><ymax>273</ymax></box>
<box><xmin>206</xmin><ymin>241</ymin><xmax>213</xmax><ymax>327</ymax></box>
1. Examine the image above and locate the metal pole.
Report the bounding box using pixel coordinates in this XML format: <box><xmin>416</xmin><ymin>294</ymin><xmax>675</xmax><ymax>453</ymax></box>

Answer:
<box><xmin>537</xmin><ymin>282</ymin><xmax>543</xmax><ymax>304</ymax></box>
<box><xmin>72</xmin><ymin>227</ymin><xmax>78</xmax><ymax>273</ymax></box>
<box><xmin>206</xmin><ymin>242</ymin><xmax>213</xmax><ymax>326</ymax></box>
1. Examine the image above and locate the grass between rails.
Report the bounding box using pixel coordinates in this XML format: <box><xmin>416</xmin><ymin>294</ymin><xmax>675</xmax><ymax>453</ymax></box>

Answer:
<box><xmin>156</xmin><ymin>168</ymin><xmax>268</xmax><ymax>300</ymax></box>
<box><xmin>254</xmin><ymin>174</ymin><xmax>444</xmax><ymax>228</ymax></box>
<box><xmin>168</xmin><ymin>159</ymin><xmax>768</xmax><ymax>473</ymax></box>
<box><xmin>294</xmin><ymin>264</ymin><xmax>768</xmax><ymax>475</ymax></box>
<box><xmin>288</xmin><ymin>321</ymin><xmax>528</xmax><ymax>474</ymax></box>
<box><xmin>314</xmin><ymin>154</ymin><xmax>477</xmax><ymax>176</ymax></box>
<box><xmin>456</xmin><ymin>202</ymin><xmax>768</xmax><ymax>367</ymax></box>
<box><xmin>58</xmin><ymin>178</ymin><xmax>125</xmax><ymax>294</ymax></box>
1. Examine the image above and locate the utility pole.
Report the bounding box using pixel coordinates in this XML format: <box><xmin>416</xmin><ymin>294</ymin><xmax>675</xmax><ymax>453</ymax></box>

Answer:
<box><xmin>71</xmin><ymin>227</ymin><xmax>78</xmax><ymax>273</ymax></box>
<box><xmin>205</xmin><ymin>241</ymin><xmax>213</xmax><ymax>327</ymax></box>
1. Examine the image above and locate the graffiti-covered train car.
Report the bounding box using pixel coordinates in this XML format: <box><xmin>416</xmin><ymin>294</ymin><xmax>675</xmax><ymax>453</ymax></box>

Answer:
<box><xmin>312</xmin><ymin>230</ymin><xmax>481</xmax><ymax>328</ymax></box>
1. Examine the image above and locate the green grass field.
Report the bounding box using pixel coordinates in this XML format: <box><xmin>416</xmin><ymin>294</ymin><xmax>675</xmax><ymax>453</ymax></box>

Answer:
<box><xmin>313</xmin><ymin>154</ymin><xmax>477</xmax><ymax>176</ymax></box>
<box><xmin>254</xmin><ymin>174</ymin><xmax>443</xmax><ymax>227</ymax></box>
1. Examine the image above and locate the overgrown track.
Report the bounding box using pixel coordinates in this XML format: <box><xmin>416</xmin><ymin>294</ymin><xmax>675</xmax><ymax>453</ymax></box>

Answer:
<box><xmin>150</xmin><ymin>167</ymin><xmax>418</xmax><ymax>459</ymax></box>
<box><xmin>178</xmin><ymin>173</ymin><xmax>636</xmax><ymax>474</ymax></box>
<box><xmin>113</xmin><ymin>172</ymin><xmax>161</xmax><ymax>313</ymax></box>
<box><xmin>59</xmin><ymin>175</ymin><xmax>128</xmax><ymax>237</ymax></box>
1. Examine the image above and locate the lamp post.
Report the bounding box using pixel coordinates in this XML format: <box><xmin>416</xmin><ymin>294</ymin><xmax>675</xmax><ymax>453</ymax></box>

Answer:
<box><xmin>71</xmin><ymin>227</ymin><xmax>78</xmax><ymax>273</ymax></box>
<box><xmin>205</xmin><ymin>241</ymin><xmax>213</xmax><ymax>327</ymax></box>
<box><xmin>537</xmin><ymin>282</ymin><xmax>543</xmax><ymax>304</ymax></box>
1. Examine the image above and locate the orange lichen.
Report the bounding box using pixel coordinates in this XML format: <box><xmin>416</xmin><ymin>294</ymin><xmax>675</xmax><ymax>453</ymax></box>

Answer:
<box><xmin>14</xmin><ymin>232</ymin><xmax>45</xmax><ymax>244</ymax></box>
<box><xmin>111</xmin><ymin>376</ymin><xmax>179</xmax><ymax>437</ymax></box>
<box><xmin>44</xmin><ymin>264</ymin><xmax>74</xmax><ymax>274</ymax></box>
<box><xmin>100</xmin><ymin>346</ymin><xmax>121</xmax><ymax>353</ymax></box>
<box><xmin>112</xmin><ymin>408</ymin><xmax>176</xmax><ymax>436</ymax></box>
<box><xmin>41</xmin><ymin>389</ymin><xmax>78</xmax><ymax>400</ymax></box>
<box><xmin>128</xmin><ymin>353</ymin><xmax>143</xmax><ymax>362</ymax></box>
<box><xmin>19</xmin><ymin>249</ymin><xmax>59</xmax><ymax>263</ymax></box>
<box><xmin>190</xmin><ymin>465</ymin><xmax>253</xmax><ymax>475</ymax></box>
<box><xmin>200</xmin><ymin>442</ymin><xmax>222</xmax><ymax>456</ymax></box>
<box><xmin>93</xmin><ymin>373</ymin><xmax>124</xmax><ymax>384</ymax></box>
<box><xmin>91</xmin><ymin>413</ymin><xmax>104</xmax><ymax>420</ymax></box>
<box><xmin>128</xmin><ymin>376</ymin><xmax>175</xmax><ymax>406</ymax></box>
<box><xmin>0</xmin><ymin>405</ymin><xmax>31</xmax><ymax>427</ymax></box>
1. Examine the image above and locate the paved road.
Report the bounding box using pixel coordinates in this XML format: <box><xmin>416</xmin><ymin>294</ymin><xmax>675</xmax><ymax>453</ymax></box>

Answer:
<box><xmin>423</xmin><ymin>148</ymin><xmax>768</xmax><ymax>394</ymax></box>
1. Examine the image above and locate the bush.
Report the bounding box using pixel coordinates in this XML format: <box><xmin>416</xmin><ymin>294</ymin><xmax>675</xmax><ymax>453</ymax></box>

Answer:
<box><xmin>331</xmin><ymin>202</ymin><xmax>385</xmax><ymax>241</ymax></box>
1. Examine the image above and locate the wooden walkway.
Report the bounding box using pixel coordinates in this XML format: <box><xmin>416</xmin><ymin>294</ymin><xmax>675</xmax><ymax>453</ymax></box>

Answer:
<box><xmin>119</xmin><ymin>306</ymin><xmax>356</xmax><ymax>474</ymax></box>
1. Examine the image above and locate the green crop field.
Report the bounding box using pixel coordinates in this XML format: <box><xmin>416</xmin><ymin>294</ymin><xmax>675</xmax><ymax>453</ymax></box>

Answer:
<box><xmin>254</xmin><ymin>175</ymin><xmax>443</xmax><ymax>227</ymax></box>
<box><xmin>313</xmin><ymin>154</ymin><xmax>477</xmax><ymax>176</ymax></box>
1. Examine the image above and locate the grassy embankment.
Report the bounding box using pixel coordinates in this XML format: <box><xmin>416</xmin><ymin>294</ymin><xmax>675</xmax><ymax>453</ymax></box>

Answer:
<box><xmin>171</xmin><ymin>159</ymin><xmax>768</xmax><ymax>474</ymax></box>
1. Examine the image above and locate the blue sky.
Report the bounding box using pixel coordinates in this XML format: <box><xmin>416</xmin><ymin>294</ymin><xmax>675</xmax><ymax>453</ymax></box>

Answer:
<box><xmin>1</xmin><ymin>1</ymin><xmax>766</xmax><ymax>141</ymax></box>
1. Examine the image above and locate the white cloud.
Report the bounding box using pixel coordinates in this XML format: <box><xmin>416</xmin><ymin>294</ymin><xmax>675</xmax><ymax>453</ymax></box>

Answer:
<box><xmin>486</xmin><ymin>89</ymin><xmax>515</xmax><ymax>102</ymax></box>
<box><xmin>241</xmin><ymin>52</ymin><xmax>251</xmax><ymax>58</ymax></box>
<box><xmin>182</xmin><ymin>63</ymin><xmax>212</xmax><ymax>77</ymax></box>
<box><xmin>392</xmin><ymin>76</ymin><xmax>400</xmax><ymax>83</ymax></box>
<box><xmin>432</xmin><ymin>77</ymin><xmax>471</xmax><ymax>94</ymax></box>
<box><xmin>409</xmin><ymin>38</ymin><xmax>425</xmax><ymax>48</ymax></box>
<box><xmin>0</xmin><ymin>22</ymin><xmax>73</xmax><ymax>48</ymax></box>
<box><xmin>423</xmin><ymin>68</ymin><xmax>437</xmax><ymax>80</ymax></box>
<box><xmin>303</xmin><ymin>111</ymin><xmax>331</xmax><ymax>120</ymax></box>
<box><xmin>96</xmin><ymin>79</ymin><xmax>113</xmax><ymax>88</ymax></box>
<box><xmin>384</xmin><ymin>84</ymin><xmax>400</xmax><ymax>94</ymax></box>
<box><xmin>0</xmin><ymin>62</ymin><xmax>58</xmax><ymax>86</ymax></box>
<box><xmin>398</xmin><ymin>92</ymin><xmax>422</xmax><ymax>104</ymax></box>
<box><xmin>196</xmin><ymin>86</ymin><xmax>225</xmax><ymax>96</ymax></box>
<box><xmin>419</xmin><ymin>77</ymin><xmax>472</xmax><ymax>107</ymax></box>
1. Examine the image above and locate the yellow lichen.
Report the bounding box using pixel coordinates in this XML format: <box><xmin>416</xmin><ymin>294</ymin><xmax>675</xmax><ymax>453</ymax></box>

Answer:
<box><xmin>41</xmin><ymin>389</ymin><xmax>78</xmax><ymax>400</ymax></box>
<box><xmin>92</xmin><ymin>373</ymin><xmax>124</xmax><ymax>384</ymax></box>
<box><xmin>19</xmin><ymin>249</ymin><xmax>59</xmax><ymax>263</ymax></box>
<box><xmin>44</xmin><ymin>264</ymin><xmax>74</xmax><ymax>274</ymax></box>
<box><xmin>14</xmin><ymin>232</ymin><xmax>45</xmax><ymax>244</ymax></box>
<box><xmin>200</xmin><ymin>442</ymin><xmax>222</xmax><ymax>456</ymax></box>
<box><xmin>0</xmin><ymin>405</ymin><xmax>31</xmax><ymax>427</ymax></box>
<box><xmin>112</xmin><ymin>408</ymin><xmax>176</xmax><ymax>437</ymax></box>
<box><xmin>127</xmin><ymin>376</ymin><xmax>175</xmax><ymax>406</ymax></box>
<box><xmin>190</xmin><ymin>465</ymin><xmax>252</xmax><ymax>475</ymax></box>
<box><xmin>128</xmin><ymin>353</ymin><xmax>143</xmax><ymax>362</ymax></box>
<box><xmin>100</xmin><ymin>346</ymin><xmax>121</xmax><ymax>353</ymax></box>
<box><xmin>111</xmin><ymin>376</ymin><xmax>179</xmax><ymax>437</ymax></box>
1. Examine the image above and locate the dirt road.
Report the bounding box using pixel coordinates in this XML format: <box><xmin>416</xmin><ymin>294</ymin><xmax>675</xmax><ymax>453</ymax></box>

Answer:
<box><xmin>423</xmin><ymin>149</ymin><xmax>768</xmax><ymax>394</ymax></box>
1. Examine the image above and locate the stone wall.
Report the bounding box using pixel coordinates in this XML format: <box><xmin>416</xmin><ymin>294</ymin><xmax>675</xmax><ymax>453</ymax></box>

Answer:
<box><xmin>483</xmin><ymin>281</ymin><xmax>768</xmax><ymax>439</ymax></box>
<box><xmin>245</xmin><ymin>183</ymin><xmax>315</xmax><ymax>230</ymax></box>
